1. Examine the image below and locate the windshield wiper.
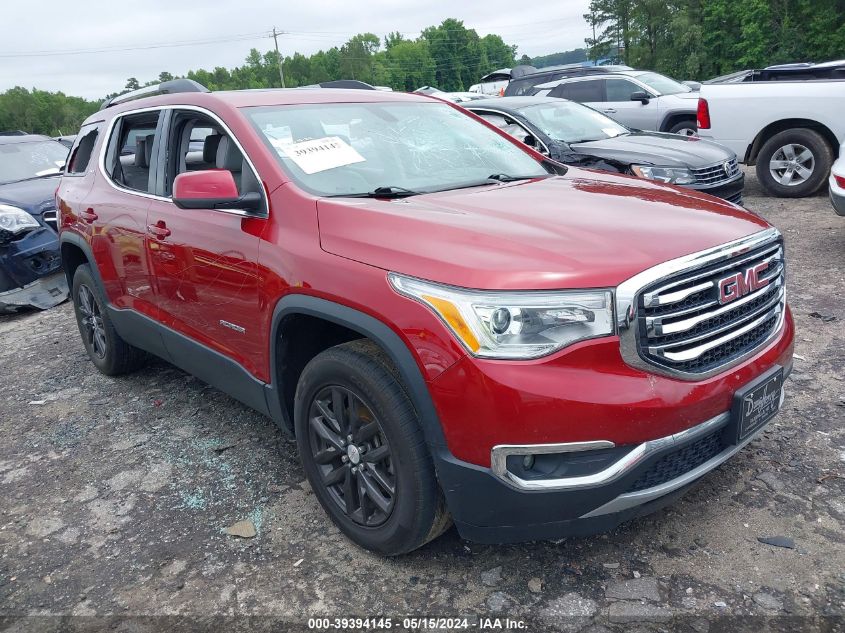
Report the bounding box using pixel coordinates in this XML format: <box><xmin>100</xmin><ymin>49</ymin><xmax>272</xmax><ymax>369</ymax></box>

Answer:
<box><xmin>486</xmin><ymin>173</ymin><xmax>540</xmax><ymax>183</ymax></box>
<box><xmin>332</xmin><ymin>185</ymin><xmax>422</xmax><ymax>199</ymax></box>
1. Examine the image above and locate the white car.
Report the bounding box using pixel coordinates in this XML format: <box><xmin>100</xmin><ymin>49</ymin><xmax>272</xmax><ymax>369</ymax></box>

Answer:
<box><xmin>698</xmin><ymin>80</ymin><xmax>845</xmax><ymax>197</ymax></box>
<box><xmin>468</xmin><ymin>68</ymin><xmax>511</xmax><ymax>96</ymax></box>
<box><xmin>531</xmin><ymin>70</ymin><xmax>699</xmax><ymax>136</ymax></box>
<box><xmin>831</xmin><ymin>141</ymin><xmax>845</xmax><ymax>216</ymax></box>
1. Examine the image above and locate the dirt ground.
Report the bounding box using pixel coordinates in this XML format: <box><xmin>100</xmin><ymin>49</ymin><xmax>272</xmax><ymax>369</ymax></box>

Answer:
<box><xmin>1</xmin><ymin>169</ymin><xmax>843</xmax><ymax>633</ymax></box>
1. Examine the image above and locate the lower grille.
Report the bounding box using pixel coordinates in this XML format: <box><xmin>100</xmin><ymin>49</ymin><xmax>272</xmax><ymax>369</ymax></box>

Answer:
<box><xmin>724</xmin><ymin>191</ymin><xmax>743</xmax><ymax>205</ymax></box>
<box><xmin>626</xmin><ymin>429</ymin><xmax>724</xmax><ymax>493</ymax></box>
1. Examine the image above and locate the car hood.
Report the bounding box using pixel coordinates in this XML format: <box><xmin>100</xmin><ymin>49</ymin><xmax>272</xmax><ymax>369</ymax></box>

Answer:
<box><xmin>317</xmin><ymin>169</ymin><xmax>769</xmax><ymax>290</ymax></box>
<box><xmin>569</xmin><ymin>132</ymin><xmax>734</xmax><ymax>168</ymax></box>
<box><xmin>0</xmin><ymin>176</ymin><xmax>60</xmax><ymax>216</ymax></box>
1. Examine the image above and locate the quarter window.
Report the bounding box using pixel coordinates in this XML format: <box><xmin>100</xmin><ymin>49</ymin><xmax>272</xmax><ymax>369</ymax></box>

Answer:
<box><xmin>66</xmin><ymin>123</ymin><xmax>101</xmax><ymax>175</ymax></box>
<box><xmin>105</xmin><ymin>111</ymin><xmax>161</xmax><ymax>194</ymax></box>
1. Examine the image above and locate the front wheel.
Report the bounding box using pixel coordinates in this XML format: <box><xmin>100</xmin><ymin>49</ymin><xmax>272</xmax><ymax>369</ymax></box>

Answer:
<box><xmin>755</xmin><ymin>128</ymin><xmax>833</xmax><ymax>197</ymax></box>
<box><xmin>294</xmin><ymin>340</ymin><xmax>450</xmax><ymax>555</ymax></box>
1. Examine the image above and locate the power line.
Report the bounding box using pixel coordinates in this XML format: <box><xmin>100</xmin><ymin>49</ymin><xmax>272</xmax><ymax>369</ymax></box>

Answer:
<box><xmin>0</xmin><ymin>31</ymin><xmax>271</xmax><ymax>58</ymax></box>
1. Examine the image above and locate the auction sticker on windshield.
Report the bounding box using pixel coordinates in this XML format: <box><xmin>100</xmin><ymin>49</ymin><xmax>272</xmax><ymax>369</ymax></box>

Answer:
<box><xmin>278</xmin><ymin>136</ymin><xmax>365</xmax><ymax>174</ymax></box>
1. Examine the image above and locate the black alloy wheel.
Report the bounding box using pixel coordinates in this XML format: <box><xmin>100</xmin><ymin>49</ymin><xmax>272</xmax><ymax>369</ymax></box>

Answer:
<box><xmin>77</xmin><ymin>283</ymin><xmax>107</xmax><ymax>360</ymax></box>
<box><xmin>71</xmin><ymin>264</ymin><xmax>146</xmax><ymax>375</ymax></box>
<box><xmin>294</xmin><ymin>340</ymin><xmax>451</xmax><ymax>555</ymax></box>
<box><xmin>308</xmin><ymin>385</ymin><xmax>396</xmax><ymax>527</ymax></box>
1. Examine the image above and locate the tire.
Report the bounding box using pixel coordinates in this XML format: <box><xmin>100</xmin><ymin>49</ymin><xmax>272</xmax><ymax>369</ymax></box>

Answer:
<box><xmin>668</xmin><ymin>119</ymin><xmax>698</xmax><ymax>137</ymax></box>
<box><xmin>755</xmin><ymin>128</ymin><xmax>833</xmax><ymax>198</ymax></box>
<box><xmin>294</xmin><ymin>339</ymin><xmax>450</xmax><ymax>555</ymax></box>
<box><xmin>71</xmin><ymin>264</ymin><xmax>146</xmax><ymax>376</ymax></box>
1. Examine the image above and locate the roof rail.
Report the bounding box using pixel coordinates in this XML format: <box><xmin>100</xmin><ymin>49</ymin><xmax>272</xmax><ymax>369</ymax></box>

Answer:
<box><xmin>100</xmin><ymin>79</ymin><xmax>209</xmax><ymax>110</ymax></box>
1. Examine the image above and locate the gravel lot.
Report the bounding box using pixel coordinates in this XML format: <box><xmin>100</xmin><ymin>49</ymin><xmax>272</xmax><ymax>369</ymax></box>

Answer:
<box><xmin>1</xmin><ymin>170</ymin><xmax>843</xmax><ymax>632</ymax></box>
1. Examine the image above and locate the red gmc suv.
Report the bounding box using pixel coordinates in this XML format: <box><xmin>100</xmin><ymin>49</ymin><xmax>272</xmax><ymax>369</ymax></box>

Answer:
<box><xmin>57</xmin><ymin>79</ymin><xmax>794</xmax><ymax>555</ymax></box>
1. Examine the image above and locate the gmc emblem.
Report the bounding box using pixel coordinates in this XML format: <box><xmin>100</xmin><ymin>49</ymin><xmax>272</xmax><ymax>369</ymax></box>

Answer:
<box><xmin>718</xmin><ymin>262</ymin><xmax>770</xmax><ymax>305</ymax></box>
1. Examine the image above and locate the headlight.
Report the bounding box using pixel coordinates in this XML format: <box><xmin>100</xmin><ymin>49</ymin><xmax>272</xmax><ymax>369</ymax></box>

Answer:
<box><xmin>0</xmin><ymin>205</ymin><xmax>40</xmax><ymax>234</ymax></box>
<box><xmin>388</xmin><ymin>273</ymin><xmax>614</xmax><ymax>359</ymax></box>
<box><xmin>631</xmin><ymin>165</ymin><xmax>695</xmax><ymax>185</ymax></box>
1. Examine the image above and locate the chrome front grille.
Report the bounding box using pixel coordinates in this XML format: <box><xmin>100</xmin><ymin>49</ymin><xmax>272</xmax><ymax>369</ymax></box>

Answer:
<box><xmin>616</xmin><ymin>229</ymin><xmax>786</xmax><ymax>380</ymax></box>
<box><xmin>692</xmin><ymin>158</ymin><xmax>740</xmax><ymax>185</ymax></box>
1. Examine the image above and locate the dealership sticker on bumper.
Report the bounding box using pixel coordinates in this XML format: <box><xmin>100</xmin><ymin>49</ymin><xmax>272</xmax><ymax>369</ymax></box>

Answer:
<box><xmin>730</xmin><ymin>366</ymin><xmax>784</xmax><ymax>443</ymax></box>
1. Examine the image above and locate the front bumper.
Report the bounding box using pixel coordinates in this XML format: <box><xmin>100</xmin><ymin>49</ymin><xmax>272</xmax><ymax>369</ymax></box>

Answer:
<box><xmin>435</xmin><ymin>382</ymin><xmax>787</xmax><ymax>544</ymax></box>
<box><xmin>687</xmin><ymin>172</ymin><xmax>745</xmax><ymax>205</ymax></box>
<box><xmin>0</xmin><ymin>226</ymin><xmax>66</xmax><ymax>311</ymax></box>
<box><xmin>0</xmin><ymin>271</ymin><xmax>68</xmax><ymax>312</ymax></box>
<box><xmin>426</xmin><ymin>303</ymin><xmax>793</xmax><ymax>543</ymax></box>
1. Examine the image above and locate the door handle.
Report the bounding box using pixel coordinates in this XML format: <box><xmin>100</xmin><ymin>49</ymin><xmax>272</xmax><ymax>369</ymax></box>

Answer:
<box><xmin>147</xmin><ymin>222</ymin><xmax>171</xmax><ymax>239</ymax></box>
<box><xmin>80</xmin><ymin>208</ymin><xmax>98</xmax><ymax>223</ymax></box>
<box><xmin>602</xmin><ymin>108</ymin><xmax>617</xmax><ymax>114</ymax></box>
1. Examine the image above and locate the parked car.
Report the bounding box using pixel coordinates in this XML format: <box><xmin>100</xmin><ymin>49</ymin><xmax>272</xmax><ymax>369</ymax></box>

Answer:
<box><xmin>413</xmin><ymin>87</ymin><xmax>487</xmax><ymax>103</ymax></box>
<box><xmin>532</xmin><ymin>70</ymin><xmax>700</xmax><ymax>136</ymax></box>
<box><xmin>0</xmin><ymin>134</ymin><xmax>71</xmax><ymax>312</ymax></box>
<box><xmin>503</xmin><ymin>64</ymin><xmax>632</xmax><ymax>97</ymax></box>
<box><xmin>465</xmin><ymin>97</ymin><xmax>744</xmax><ymax>204</ymax></box>
<box><xmin>697</xmin><ymin>80</ymin><xmax>845</xmax><ymax>197</ymax></box>
<box><xmin>830</xmin><ymin>140</ymin><xmax>845</xmax><ymax>216</ymax></box>
<box><xmin>468</xmin><ymin>68</ymin><xmax>511</xmax><ymax>95</ymax></box>
<box><xmin>57</xmin><ymin>79</ymin><xmax>793</xmax><ymax>555</ymax></box>
<box><xmin>705</xmin><ymin>60</ymin><xmax>845</xmax><ymax>84</ymax></box>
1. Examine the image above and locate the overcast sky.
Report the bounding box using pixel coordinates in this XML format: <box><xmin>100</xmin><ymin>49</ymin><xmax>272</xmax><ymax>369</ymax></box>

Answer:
<box><xmin>0</xmin><ymin>0</ymin><xmax>592</xmax><ymax>99</ymax></box>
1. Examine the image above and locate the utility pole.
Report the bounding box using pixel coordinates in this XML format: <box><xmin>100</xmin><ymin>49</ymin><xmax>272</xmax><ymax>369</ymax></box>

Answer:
<box><xmin>271</xmin><ymin>27</ymin><xmax>286</xmax><ymax>88</ymax></box>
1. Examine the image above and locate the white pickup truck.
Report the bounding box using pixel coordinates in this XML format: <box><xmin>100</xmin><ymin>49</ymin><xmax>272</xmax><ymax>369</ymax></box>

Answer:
<box><xmin>697</xmin><ymin>81</ymin><xmax>845</xmax><ymax>197</ymax></box>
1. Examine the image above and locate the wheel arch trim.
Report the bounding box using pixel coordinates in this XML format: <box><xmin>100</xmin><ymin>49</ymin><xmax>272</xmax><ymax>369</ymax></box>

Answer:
<box><xmin>269</xmin><ymin>294</ymin><xmax>448</xmax><ymax>448</ymax></box>
<box><xmin>59</xmin><ymin>233</ymin><xmax>103</xmax><ymax>293</ymax></box>
<box><xmin>747</xmin><ymin>118</ymin><xmax>838</xmax><ymax>165</ymax></box>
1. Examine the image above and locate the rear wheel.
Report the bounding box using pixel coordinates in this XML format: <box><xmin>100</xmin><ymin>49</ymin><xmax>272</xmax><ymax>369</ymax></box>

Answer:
<box><xmin>294</xmin><ymin>340</ymin><xmax>450</xmax><ymax>555</ymax></box>
<box><xmin>755</xmin><ymin>128</ymin><xmax>832</xmax><ymax>197</ymax></box>
<box><xmin>71</xmin><ymin>264</ymin><xmax>146</xmax><ymax>375</ymax></box>
<box><xmin>668</xmin><ymin>119</ymin><xmax>698</xmax><ymax>137</ymax></box>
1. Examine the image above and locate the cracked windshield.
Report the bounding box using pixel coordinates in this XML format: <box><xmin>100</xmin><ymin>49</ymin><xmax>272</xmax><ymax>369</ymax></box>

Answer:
<box><xmin>246</xmin><ymin>101</ymin><xmax>549</xmax><ymax>196</ymax></box>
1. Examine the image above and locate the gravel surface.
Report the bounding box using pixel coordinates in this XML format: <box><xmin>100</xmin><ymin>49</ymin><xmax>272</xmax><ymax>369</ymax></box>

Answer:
<box><xmin>1</xmin><ymin>170</ymin><xmax>843</xmax><ymax>632</ymax></box>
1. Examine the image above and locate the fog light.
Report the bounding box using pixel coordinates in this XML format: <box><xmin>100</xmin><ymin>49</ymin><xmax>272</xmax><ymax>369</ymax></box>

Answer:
<box><xmin>522</xmin><ymin>454</ymin><xmax>535</xmax><ymax>469</ymax></box>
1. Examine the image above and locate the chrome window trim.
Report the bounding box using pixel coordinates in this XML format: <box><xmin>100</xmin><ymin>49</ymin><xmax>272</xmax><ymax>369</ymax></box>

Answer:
<box><xmin>615</xmin><ymin>228</ymin><xmax>785</xmax><ymax>380</ymax></box>
<box><xmin>490</xmin><ymin>409</ymin><xmax>728</xmax><ymax>492</ymax></box>
<box><xmin>97</xmin><ymin>104</ymin><xmax>268</xmax><ymax>218</ymax></box>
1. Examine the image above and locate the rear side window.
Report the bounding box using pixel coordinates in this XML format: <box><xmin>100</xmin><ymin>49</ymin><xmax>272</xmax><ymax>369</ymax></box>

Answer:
<box><xmin>555</xmin><ymin>80</ymin><xmax>603</xmax><ymax>103</ymax></box>
<box><xmin>104</xmin><ymin>111</ymin><xmax>161</xmax><ymax>194</ymax></box>
<box><xmin>66</xmin><ymin>123</ymin><xmax>101</xmax><ymax>175</ymax></box>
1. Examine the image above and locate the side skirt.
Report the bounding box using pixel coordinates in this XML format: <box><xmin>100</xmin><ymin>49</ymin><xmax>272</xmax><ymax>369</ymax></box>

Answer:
<box><xmin>107</xmin><ymin>306</ymin><xmax>279</xmax><ymax>422</ymax></box>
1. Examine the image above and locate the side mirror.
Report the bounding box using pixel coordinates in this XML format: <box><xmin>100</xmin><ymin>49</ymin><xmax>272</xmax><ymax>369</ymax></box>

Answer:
<box><xmin>173</xmin><ymin>170</ymin><xmax>262</xmax><ymax>212</ymax></box>
<box><xmin>630</xmin><ymin>91</ymin><xmax>651</xmax><ymax>104</ymax></box>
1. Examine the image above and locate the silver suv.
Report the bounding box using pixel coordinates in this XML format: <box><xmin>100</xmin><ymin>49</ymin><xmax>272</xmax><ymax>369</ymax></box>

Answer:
<box><xmin>533</xmin><ymin>71</ymin><xmax>699</xmax><ymax>137</ymax></box>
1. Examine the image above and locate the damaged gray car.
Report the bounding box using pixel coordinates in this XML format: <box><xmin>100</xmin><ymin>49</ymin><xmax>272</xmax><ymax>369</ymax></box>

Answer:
<box><xmin>0</xmin><ymin>134</ymin><xmax>69</xmax><ymax>312</ymax></box>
